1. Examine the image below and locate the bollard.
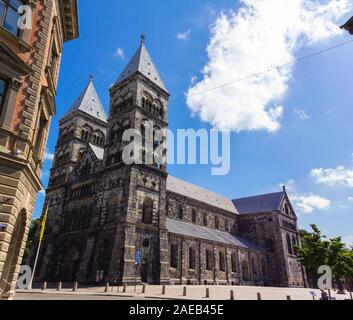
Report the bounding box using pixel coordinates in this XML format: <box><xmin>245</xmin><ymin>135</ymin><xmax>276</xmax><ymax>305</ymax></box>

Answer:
<box><xmin>287</xmin><ymin>295</ymin><xmax>291</xmax><ymax>300</ymax></box>
<box><xmin>105</xmin><ymin>283</ymin><xmax>109</xmax><ymax>293</ymax></box>
<box><xmin>162</xmin><ymin>285</ymin><xmax>166</xmax><ymax>295</ymax></box>
<box><xmin>183</xmin><ymin>286</ymin><xmax>187</xmax><ymax>297</ymax></box>
<box><xmin>142</xmin><ymin>284</ymin><xmax>146</xmax><ymax>294</ymax></box>
<box><xmin>205</xmin><ymin>288</ymin><xmax>210</xmax><ymax>298</ymax></box>
<box><xmin>57</xmin><ymin>282</ymin><xmax>62</xmax><ymax>291</ymax></box>
<box><xmin>328</xmin><ymin>289</ymin><xmax>332</xmax><ymax>300</ymax></box>
<box><xmin>42</xmin><ymin>282</ymin><xmax>47</xmax><ymax>291</ymax></box>
<box><xmin>230</xmin><ymin>290</ymin><xmax>235</xmax><ymax>300</ymax></box>
<box><xmin>72</xmin><ymin>282</ymin><xmax>78</xmax><ymax>292</ymax></box>
<box><xmin>123</xmin><ymin>284</ymin><xmax>127</xmax><ymax>293</ymax></box>
<box><xmin>257</xmin><ymin>292</ymin><xmax>262</xmax><ymax>300</ymax></box>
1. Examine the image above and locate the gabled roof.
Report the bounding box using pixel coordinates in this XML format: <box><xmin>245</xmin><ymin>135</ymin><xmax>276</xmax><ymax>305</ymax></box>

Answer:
<box><xmin>67</xmin><ymin>77</ymin><xmax>107</xmax><ymax>122</ymax></box>
<box><xmin>166</xmin><ymin>218</ymin><xmax>263</xmax><ymax>251</ymax></box>
<box><xmin>114</xmin><ymin>35</ymin><xmax>167</xmax><ymax>92</ymax></box>
<box><xmin>89</xmin><ymin>144</ymin><xmax>104</xmax><ymax>160</ymax></box>
<box><xmin>232</xmin><ymin>191</ymin><xmax>284</xmax><ymax>215</ymax></box>
<box><xmin>167</xmin><ymin>176</ymin><xmax>238</xmax><ymax>214</ymax></box>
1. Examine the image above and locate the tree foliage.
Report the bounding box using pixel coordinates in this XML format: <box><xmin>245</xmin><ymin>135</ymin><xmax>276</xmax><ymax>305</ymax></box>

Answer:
<box><xmin>296</xmin><ymin>224</ymin><xmax>353</xmax><ymax>287</ymax></box>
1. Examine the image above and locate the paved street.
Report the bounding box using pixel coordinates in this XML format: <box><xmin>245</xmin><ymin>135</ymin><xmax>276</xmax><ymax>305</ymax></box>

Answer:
<box><xmin>14</xmin><ymin>292</ymin><xmax>147</xmax><ymax>300</ymax></box>
<box><xmin>11</xmin><ymin>285</ymin><xmax>353</xmax><ymax>301</ymax></box>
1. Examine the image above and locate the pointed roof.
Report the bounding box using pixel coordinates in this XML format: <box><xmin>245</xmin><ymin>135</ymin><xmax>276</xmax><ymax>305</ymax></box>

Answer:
<box><xmin>67</xmin><ymin>76</ymin><xmax>107</xmax><ymax>122</ymax></box>
<box><xmin>167</xmin><ymin>176</ymin><xmax>238</xmax><ymax>214</ymax></box>
<box><xmin>114</xmin><ymin>35</ymin><xmax>167</xmax><ymax>92</ymax></box>
<box><xmin>232</xmin><ymin>191</ymin><xmax>285</xmax><ymax>215</ymax></box>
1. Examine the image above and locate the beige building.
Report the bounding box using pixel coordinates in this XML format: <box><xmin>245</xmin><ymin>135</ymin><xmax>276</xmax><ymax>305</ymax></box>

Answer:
<box><xmin>0</xmin><ymin>0</ymin><xmax>79</xmax><ymax>299</ymax></box>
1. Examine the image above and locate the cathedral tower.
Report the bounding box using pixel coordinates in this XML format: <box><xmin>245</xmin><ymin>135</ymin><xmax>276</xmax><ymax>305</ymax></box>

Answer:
<box><xmin>105</xmin><ymin>35</ymin><xmax>170</xmax><ymax>284</ymax></box>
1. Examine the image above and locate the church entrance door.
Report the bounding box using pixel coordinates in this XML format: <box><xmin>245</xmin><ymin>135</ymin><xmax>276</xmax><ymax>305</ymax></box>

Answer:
<box><xmin>140</xmin><ymin>260</ymin><xmax>148</xmax><ymax>283</ymax></box>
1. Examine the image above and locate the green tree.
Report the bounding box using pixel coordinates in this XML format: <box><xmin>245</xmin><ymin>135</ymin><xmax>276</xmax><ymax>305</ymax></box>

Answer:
<box><xmin>296</xmin><ymin>225</ymin><xmax>353</xmax><ymax>289</ymax></box>
<box><xmin>22</xmin><ymin>218</ymin><xmax>40</xmax><ymax>264</ymax></box>
<box><xmin>296</xmin><ymin>224</ymin><xmax>329</xmax><ymax>282</ymax></box>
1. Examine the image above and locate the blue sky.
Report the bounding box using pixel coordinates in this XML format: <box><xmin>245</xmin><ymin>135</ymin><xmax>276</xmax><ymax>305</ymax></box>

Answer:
<box><xmin>36</xmin><ymin>0</ymin><xmax>353</xmax><ymax>244</ymax></box>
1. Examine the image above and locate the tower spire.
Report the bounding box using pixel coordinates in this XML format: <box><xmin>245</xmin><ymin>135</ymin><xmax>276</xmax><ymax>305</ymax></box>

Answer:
<box><xmin>140</xmin><ymin>33</ymin><xmax>145</xmax><ymax>45</ymax></box>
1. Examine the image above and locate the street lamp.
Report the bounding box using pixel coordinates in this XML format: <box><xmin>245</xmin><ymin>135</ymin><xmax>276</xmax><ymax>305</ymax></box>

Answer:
<box><xmin>341</xmin><ymin>16</ymin><xmax>353</xmax><ymax>35</ymax></box>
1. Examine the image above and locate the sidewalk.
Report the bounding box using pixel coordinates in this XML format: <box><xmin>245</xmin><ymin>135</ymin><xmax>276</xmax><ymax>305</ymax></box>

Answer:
<box><xmin>16</xmin><ymin>285</ymin><xmax>353</xmax><ymax>300</ymax></box>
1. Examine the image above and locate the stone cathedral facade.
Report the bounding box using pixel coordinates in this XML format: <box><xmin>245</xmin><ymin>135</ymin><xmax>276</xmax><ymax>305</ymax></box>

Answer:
<box><xmin>33</xmin><ymin>37</ymin><xmax>307</xmax><ymax>287</ymax></box>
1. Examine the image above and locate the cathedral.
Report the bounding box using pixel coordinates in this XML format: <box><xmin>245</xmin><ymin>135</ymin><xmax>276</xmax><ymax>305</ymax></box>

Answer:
<box><xmin>33</xmin><ymin>36</ymin><xmax>307</xmax><ymax>287</ymax></box>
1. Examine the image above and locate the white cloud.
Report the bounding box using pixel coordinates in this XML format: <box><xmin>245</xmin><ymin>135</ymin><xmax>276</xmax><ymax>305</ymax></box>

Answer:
<box><xmin>114</xmin><ymin>48</ymin><xmax>125</xmax><ymax>60</ymax></box>
<box><xmin>293</xmin><ymin>108</ymin><xmax>310</xmax><ymax>120</ymax></box>
<box><xmin>43</xmin><ymin>150</ymin><xmax>54</xmax><ymax>161</ymax></box>
<box><xmin>190</xmin><ymin>75</ymin><xmax>198</xmax><ymax>85</ymax></box>
<box><xmin>186</xmin><ymin>0</ymin><xmax>349</xmax><ymax>132</ymax></box>
<box><xmin>278</xmin><ymin>179</ymin><xmax>296</xmax><ymax>192</ymax></box>
<box><xmin>39</xmin><ymin>190</ymin><xmax>46</xmax><ymax>196</ymax></box>
<box><xmin>291</xmin><ymin>194</ymin><xmax>331</xmax><ymax>214</ymax></box>
<box><xmin>177</xmin><ymin>29</ymin><xmax>191</xmax><ymax>41</ymax></box>
<box><xmin>311</xmin><ymin>166</ymin><xmax>353</xmax><ymax>188</ymax></box>
<box><xmin>347</xmin><ymin>196</ymin><xmax>353</xmax><ymax>202</ymax></box>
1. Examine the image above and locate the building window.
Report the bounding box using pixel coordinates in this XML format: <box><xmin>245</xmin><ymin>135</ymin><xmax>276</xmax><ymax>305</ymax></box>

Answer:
<box><xmin>170</xmin><ymin>244</ymin><xmax>178</xmax><ymax>268</ymax></box>
<box><xmin>214</xmin><ymin>216</ymin><xmax>219</xmax><ymax>230</ymax></box>
<box><xmin>242</xmin><ymin>260</ymin><xmax>250</xmax><ymax>281</ymax></box>
<box><xmin>203</xmin><ymin>213</ymin><xmax>207</xmax><ymax>226</ymax></box>
<box><xmin>265</xmin><ymin>238</ymin><xmax>274</xmax><ymax>253</ymax></box>
<box><xmin>34</xmin><ymin>113</ymin><xmax>48</xmax><ymax>154</ymax></box>
<box><xmin>261</xmin><ymin>259</ymin><xmax>266</xmax><ymax>276</ymax></box>
<box><xmin>231</xmin><ymin>252</ymin><xmax>237</xmax><ymax>273</ymax></box>
<box><xmin>189</xmin><ymin>247</ymin><xmax>196</xmax><ymax>270</ymax></box>
<box><xmin>191</xmin><ymin>209</ymin><xmax>197</xmax><ymax>223</ymax></box>
<box><xmin>142</xmin><ymin>198</ymin><xmax>153</xmax><ymax>224</ymax></box>
<box><xmin>177</xmin><ymin>206</ymin><xmax>183</xmax><ymax>220</ymax></box>
<box><xmin>219</xmin><ymin>251</ymin><xmax>225</xmax><ymax>272</ymax></box>
<box><xmin>206</xmin><ymin>250</ymin><xmax>213</xmax><ymax>271</ymax></box>
<box><xmin>286</xmin><ymin>234</ymin><xmax>293</xmax><ymax>255</ymax></box>
<box><xmin>292</xmin><ymin>235</ymin><xmax>297</xmax><ymax>256</ymax></box>
<box><xmin>225</xmin><ymin>219</ymin><xmax>229</xmax><ymax>232</ymax></box>
<box><xmin>48</xmin><ymin>41</ymin><xmax>59</xmax><ymax>81</ymax></box>
<box><xmin>0</xmin><ymin>0</ymin><xmax>23</xmax><ymax>37</ymax></box>
<box><xmin>284</xmin><ymin>204</ymin><xmax>290</xmax><ymax>216</ymax></box>
<box><xmin>0</xmin><ymin>77</ymin><xmax>8</xmax><ymax>116</ymax></box>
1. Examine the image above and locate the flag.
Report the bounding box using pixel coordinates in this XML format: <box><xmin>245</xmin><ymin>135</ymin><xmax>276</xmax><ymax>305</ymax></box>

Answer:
<box><xmin>39</xmin><ymin>206</ymin><xmax>48</xmax><ymax>241</ymax></box>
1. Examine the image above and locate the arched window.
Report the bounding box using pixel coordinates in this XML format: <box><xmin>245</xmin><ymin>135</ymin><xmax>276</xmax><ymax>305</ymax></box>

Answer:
<box><xmin>203</xmin><ymin>213</ymin><xmax>208</xmax><ymax>226</ymax></box>
<box><xmin>142</xmin><ymin>198</ymin><xmax>153</xmax><ymax>224</ymax></box>
<box><xmin>284</xmin><ymin>204</ymin><xmax>290</xmax><ymax>216</ymax></box>
<box><xmin>286</xmin><ymin>234</ymin><xmax>293</xmax><ymax>255</ymax></box>
<box><xmin>189</xmin><ymin>247</ymin><xmax>196</xmax><ymax>270</ymax></box>
<box><xmin>231</xmin><ymin>252</ymin><xmax>237</xmax><ymax>273</ymax></box>
<box><xmin>261</xmin><ymin>259</ymin><xmax>266</xmax><ymax>276</ymax></box>
<box><xmin>292</xmin><ymin>235</ymin><xmax>297</xmax><ymax>255</ymax></box>
<box><xmin>106</xmin><ymin>198</ymin><xmax>118</xmax><ymax>224</ymax></box>
<box><xmin>219</xmin><ymin>251</ymin><xmax>225</xmax><ymax>272</ymax></box>
<box><xmin>215</xmin><ymin>216</ymin><xmax>219</xmax><ymax>229</ymax></box>
<box><xmin>206</xmin><ymin>250</ymin><xmax>213</xmax><ymax>271</ymax></box>
<box><xmin>252</xmin><ymin>258</ymin><xmax>258</xmax><ymax>279</ymax></box>
<box><xmin>170</xmin><ymin>244</ymin><xmax>178</xmax><ymax>268</ymax></box>
<box><xmin>225</xmin><ymin>219</ymin><xmax>229</xmax><ymax>232</ymax></box>
<box><xmin>242</xmin><ymin>260</ymin><xmax>250</xmax><ymax>281</ymax></box>
<box><xmin>191</xmin><ymin>209</ymin><xmax>197</xmax><ymax>223</ymax></box>
<box><xmin>177</xmin><ymin>206</ymin><xmax>183</xmax><ymax>220</ymax></box>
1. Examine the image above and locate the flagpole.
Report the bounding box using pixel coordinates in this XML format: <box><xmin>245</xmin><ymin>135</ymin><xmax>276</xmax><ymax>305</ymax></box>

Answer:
<box><xmin>28</xmin><ymin>204</ymin><xmax>49</xmax><ymax>290</ymax></box>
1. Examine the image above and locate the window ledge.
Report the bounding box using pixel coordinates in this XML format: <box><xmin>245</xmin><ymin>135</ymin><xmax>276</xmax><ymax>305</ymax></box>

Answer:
<box><xmin>0</xmin><ymin>27</ymin><xmax>31</xmax><ymax>53</ymax></box>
